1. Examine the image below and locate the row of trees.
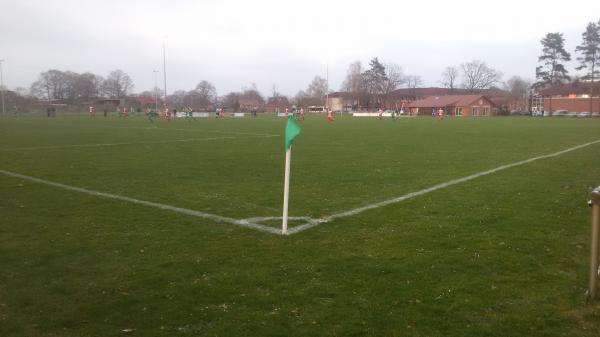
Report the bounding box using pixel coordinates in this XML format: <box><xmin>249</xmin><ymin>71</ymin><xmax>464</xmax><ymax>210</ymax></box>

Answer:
<box><xmin>337</xmin><ymin>57</ymin><xmax>507</xmax><ymax>109</ymax></box>
<box><xmin>338</xmin><ymin>58</ymin><xmax>416</xmax><ymax>108</ymax></box>
<box><xmin>30</xmin><ymin>69</ymin><xmax>134</xmax><ymax>102</ymax></box>
<box><xmin>440</xmin><ymin>61</ymin><xmax>502</xmax><ymax>92</ymax></box>
<box><xmin>9</xmin><ymin>61</ymin><xmax>522</xmax><ymax>112</ymax></box>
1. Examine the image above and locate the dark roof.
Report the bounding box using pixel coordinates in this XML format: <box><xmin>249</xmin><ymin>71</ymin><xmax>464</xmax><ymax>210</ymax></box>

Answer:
<box><xmin>328</xmin><ymin>91</ymin><xmax>355</xmax><ymax>98</ymax></box>
<box><xmin>391</xmin><ymin>87</ymin><xmax>455</xmax><ymax>97</ymax></box>
<box><xmin>407</xmin><ymin>95</ymin><xmax>494</xmax><ymax>108</ymax></box>
<box><xmin>390</xmin><ymin>87</ymin><xmax>509</xmax><ymax>98</ymax></box>
<box><xmin>538</xmin><ymin>81</ymin><xmax>600</xmax><ymax>96</ymax></box>
<box><xmin>129</xmin><ymin>96</ymin><xmax>157</xmax><ymax>105</ymax></box>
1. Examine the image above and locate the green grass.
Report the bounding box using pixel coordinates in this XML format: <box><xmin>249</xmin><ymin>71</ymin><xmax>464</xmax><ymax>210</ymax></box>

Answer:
<box><xmin>1</xmin><ymin>114</ymin><xmax>600</xmax><ymax>336</ymax></box>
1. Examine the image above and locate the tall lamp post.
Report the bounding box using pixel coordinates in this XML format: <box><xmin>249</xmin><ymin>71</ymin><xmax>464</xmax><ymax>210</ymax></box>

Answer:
<box><xmin>162</xmin><ymin>38</ymin><xmax>167</xmax><ymax>108</ymax></box>
<box><xmin>325</xmin><ymin>61</ymin><xmax>329</xmax><ymax>112</ymax></box>
<box><xmin>153</xmin><ymin>70</ymin><xmax>159</xmax><ymax>113</ymax></box>
<box><xmin>0</xmin><ymin>59</ymin><xmax>5</xmax><ymax>114</ymax></box>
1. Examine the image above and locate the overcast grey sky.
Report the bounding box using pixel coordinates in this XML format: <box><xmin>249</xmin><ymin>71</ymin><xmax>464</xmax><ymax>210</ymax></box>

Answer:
<box><xmin>1</xmin><ymin>0</ymin><xmax>600</xmax><ymax>97</ymax></box>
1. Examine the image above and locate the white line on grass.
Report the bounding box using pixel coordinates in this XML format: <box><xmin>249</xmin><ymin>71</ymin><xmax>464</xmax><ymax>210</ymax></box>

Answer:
<box><xmin>173</xmin><ymin>128</ymin><xmax>281</xmax><ymax>137</ymax></box>
<box><xmin>1</xmin><ymin>135</ymin><xmax>278</xmax><ymax>151</ymax></box>
<box><xmin>2</xmin><ymin>140</ymin><xmax>598</xmax><ymax>236</ymax></box>
<box><xmin>285</xmin><ymin>139</ymin><xmax>600</xmax><ymax>234</ymax></box>
<box><xmin>0</xmin><ymin>169</ymin><xmax>281</xmax><ymax>235</ymax></box>
<box><xmin>114</xmin><ymin>126</ymin><xmax>280</xmax><ymax>137</ymax></box>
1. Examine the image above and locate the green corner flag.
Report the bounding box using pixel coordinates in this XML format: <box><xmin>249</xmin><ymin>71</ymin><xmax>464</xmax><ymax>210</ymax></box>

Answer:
<box><xmin>284</xmin><ymin>116</ymin><xmax>301</xmax><ymax>150</ymax></box>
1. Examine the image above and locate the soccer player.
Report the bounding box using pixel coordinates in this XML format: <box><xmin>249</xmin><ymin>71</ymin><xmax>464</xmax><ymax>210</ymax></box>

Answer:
<box><xmin>300</xmin><ymin>108</ymin><xmax>305</xmax><ymax>121</ymax></box>
<box><xmin>437</xmin><ymin>108</ymin><xmax>444</xmax><ymax>120</ymax></box>
<box><xmin>89</xmin><ymin>106</ymin><xmax>95</xmax><ymax>117</ymax></box>
<box><xmin>327</xmin><ymin>109</ymin><xmax>334</xmax><ymax>123</ymax></box>
<box><xmin>147</xmin><ymin>109</ymin><xmax>156</xmax><ymax>123</ymax></box>
<box><xmin>378</xmin><ymin>108</ymin><xmax>383</xmax><ymax>120</ymax></box>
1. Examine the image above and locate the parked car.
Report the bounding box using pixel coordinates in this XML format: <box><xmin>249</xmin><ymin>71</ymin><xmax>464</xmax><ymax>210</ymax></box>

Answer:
<box><xmin>532</xmin><ymin>111</ymin><xmax>544</xmax><ymax>117</ymax></box>
<box><xmin>578</xmin><ymin>112</ymin><xmax>591</xmax><ymax>117</ymax></box>
<box><xmin>567</xmin><ymin>112</ymin><xmax>579</xmax><ymax>117</ymax></box>
<box><xmin>552</xmin><ymin>110</ymin><xmax>568</xmax><ymax>116</ymax></box>
<box><xmin>592</xmin><ymin>112</ymin><xmax>600</xmax><ymax>117</ymax></box>
<box><xmin>510</xmin><ymin>109</ymin><xmax>527</xmax><ymax>116</ymax></box>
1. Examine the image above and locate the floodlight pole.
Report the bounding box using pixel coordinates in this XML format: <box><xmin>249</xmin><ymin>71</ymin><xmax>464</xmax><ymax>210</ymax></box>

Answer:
<box><xmin>153</xmin><ymin>70</ymin><xmax>159</xmax><ymax>112</ymax></box>
<box><xmin>162</xmin><ymin>39</ymin><xmax>168</xmax><ymax>108</ymax></box>
<box><xmin>589</xmin><ymin>187</ymin><xmax>600</xmax><ymax>300</ymax></box>
<box><xmin>325</xmin><ymin>61</ymin><xmax>329</xmax><ymax>113</ymax></box>
<box><xmin>0</xmin><ymin>59</ymin><xmax>5</xmax><ymax>114</ymax></box>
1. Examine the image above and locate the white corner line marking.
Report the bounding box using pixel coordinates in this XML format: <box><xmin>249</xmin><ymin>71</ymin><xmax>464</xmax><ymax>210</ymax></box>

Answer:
<box><xmin>113</xmin><ymin>126</ymin><xmax>280</xmax><ymax>137</ymax></box>
<box><xmin>1</xmin><ymin>140</ymin><xmax>598</xmax><ymax>236</ymax></box>
<box><xmin>1</xmin><ymin>135</ymin><xmax>278</xmax><ymax>151</ymax></box>
<box><xmin>0</xmin><ymin>169</ymin><xmax>281</xmax><ymax>235</ymax></box>
<box><xmin>286</xmin><ymin>139</ymin><xmax>600</xmax><ymax>234</ymax></box>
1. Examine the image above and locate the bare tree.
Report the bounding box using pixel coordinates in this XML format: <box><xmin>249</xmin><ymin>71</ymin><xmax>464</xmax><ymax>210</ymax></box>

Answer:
<box><xmin>381</xmin><ymin>63</ymin><xmax>405</xmax><ymax>107</ymax></box>
<box><xmin>30</xmin><ymin>69</ymin><xmax>68</xmax><ymax>100</ymax></box>
<box><xmin>406</xmin><ymin>75</ymin><xmax>423</xmax><ymax>89</ymax></box>
<box><xmin>341</xmin><ymin>61</ymin><xmax>365</xmax><ymax>109</ymax></box>
<box><xmin>306</xmin><ymin>76</ymin><xmax>328</xmax><ymax>99</ymax></box>
<box><xmin>195</xmin><ymin>80</ymin><xmax>216</xmax><ymax>100</ymax></box>
<box><xmin>223</xmin><ymin>92</ymin><xmax>241</xmax><ymax>111</ymax></box>
<box><xmin>14</xmin><ymin>87</ymin><xmax>30</xmax><ymax>97</ymax></box>
<box><xmin>441</xmin><ymin>66</ymin><xmax>459</xmax><ymax>91</ymax></box>
<box><xmin>189</xmin><ymin>80</ymin><xmax>217</xmax><ymax>109</ymax></box>
<box><xmin>169</xmin><ymin>90</ymin><xmax>187</xmax><ymax>107</ymax></box>
<box><xmin>30</xmin><ymin>69</ymin><xmax>105</xmax><ymax>102</ymax></box>
<box><xmin>71</xmin><ymin>72</ymin><xmax>103</xmax><ymax>101</ymax></box>
<box><xmin>240</xmin><ymin>83</ymin><xmax>265</xmax><ymax>104</ymax></box>
<box><xmin>461</xmin><ymin>60</ymin><xmax>502</xmax><ymax>92</ymax></box>
<box><xmin>103</xmin><ymin>70</ymin><xmax>134</xmax><ymax>98</ymax></box>
<box><xmin>271</xmin><ymin>84</ymin><xmax>280</xmax><ymax>97</ymax></box>
<box><xmin>341</xmin><ymin>61</ymin><xmax>363</xmax><ymax>92</ymax></box>
<box><xmin>504</xmin><ymin>76</ymin><xmax>532</xmax><ymax>110</ymax></box>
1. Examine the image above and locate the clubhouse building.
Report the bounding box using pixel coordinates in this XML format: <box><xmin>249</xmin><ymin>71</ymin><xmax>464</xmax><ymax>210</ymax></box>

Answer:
<box><xmin>406</xmin><ymin>95</ymin><xmax>497</xmax><ymax>116</ymax></box>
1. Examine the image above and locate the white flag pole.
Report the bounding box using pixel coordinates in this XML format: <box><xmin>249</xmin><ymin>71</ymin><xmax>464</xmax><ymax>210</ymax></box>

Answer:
<box><xmin>282</xmin><ymin>146</ymin><xmax>292</xmax><ymax>235</ymax></box>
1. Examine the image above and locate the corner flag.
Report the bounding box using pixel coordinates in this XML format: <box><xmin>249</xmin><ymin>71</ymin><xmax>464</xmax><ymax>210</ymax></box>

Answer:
<box><xmin>284</xmin><ymin>116</ymin><xmax>301</xmax><ymax>149</ymax></box>
<box><xmin>282</xmin><ymin>116</ymin><xmax>301</xmax><ymax>235</ymax></box>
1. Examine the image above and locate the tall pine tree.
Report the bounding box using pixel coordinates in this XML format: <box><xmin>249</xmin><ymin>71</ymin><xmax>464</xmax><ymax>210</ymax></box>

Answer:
<box><xmin>362</xmin><ymin>57</ymin><xmax>388</xmax><ymax>109</ymax></box>
<box><xmin>535</xmin><ymin>32</ymin><xmax>571</xmax><ymax>113</ymax></box>
<box><xmin>575</xmin><ymin>21</ymin><xmax>600</xmax><ymax>113</ymax></box>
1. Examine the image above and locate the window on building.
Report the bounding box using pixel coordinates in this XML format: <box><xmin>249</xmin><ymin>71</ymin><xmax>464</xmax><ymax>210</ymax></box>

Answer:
<box><xmin>472</xmin><ymin>106</ymin><xmax>479</xmax><ymax>116</ymax></box>
<box><xmin>455</xmin><ymin>107</ymin><xmax>463</xmax><ymax>116</ymax></box>
<box><xmin>482</xmin><ymin>106</ymin><xmax>489</xmax><ymax>116</ymax></box>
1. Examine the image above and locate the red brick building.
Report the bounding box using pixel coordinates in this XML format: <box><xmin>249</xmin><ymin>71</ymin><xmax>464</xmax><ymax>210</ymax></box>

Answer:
<box><xmin>265</xmin><ymin>96</ymin><xmax>290</xmax><ymax>113</ymax></box>
<box><xmin>325</xmin><ymin>87</ymin><xmax>513</xmax><ymax>112</ymax></box>
<box><xmin>238</xmin><ymin>98</ymin><xmax>262</xmax><ymax>112</ymax></box>
<box><xmin>536</xmin><ymin>81</ymin><xmax>600</xmax><ymax>113</ymax></box>
<box><xmin>407</xmin><ymin>95</ymin><xmax>497</xmax><ymax>116</ymax></box>
<box><xmin>128</xmin><ymin>96</ymin><xmax>160</xmax><ymax>108</ymax></box>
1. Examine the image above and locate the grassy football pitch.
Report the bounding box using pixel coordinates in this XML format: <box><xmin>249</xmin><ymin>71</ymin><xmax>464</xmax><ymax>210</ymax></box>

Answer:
<box><xmin>1</xmin><ymin>114</ymin><xmax>600</xmax><ymax>336</ymax></box>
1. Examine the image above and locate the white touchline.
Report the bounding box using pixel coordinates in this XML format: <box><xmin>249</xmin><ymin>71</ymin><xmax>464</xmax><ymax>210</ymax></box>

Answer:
<box><xmin>173</xmin><ymin>128</ymin><xmax>280</xmax><ymax>137</ymax></box>
<box><xmin>285</xmin><ymin>139</ymin><xmax>600</xmax><ymax>234</ymax></box>
<box><xmin>1</xmin><ymin>139</ymin><xmax>598</xmax><ymax>236</ymax></box>
<box><xmin>0</xmin><ymin>169</ymin><xmax>281</xmax><ymax>235</ymax></box>
<box><xmin>114</xmin><ymin>126</ymin><xmax>280</xmax><ymax>137</ymax></box>
<box><xmin>0</xmin><ymin>135</ymin><xmax>278</xmax><ymax>151</ymax></box>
